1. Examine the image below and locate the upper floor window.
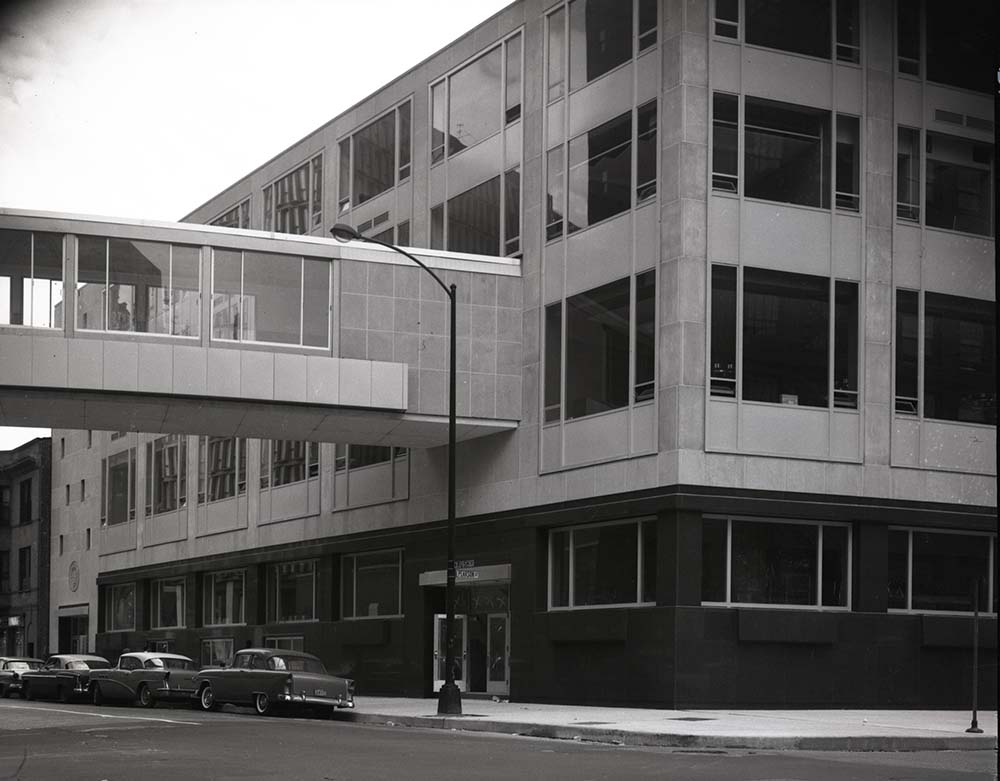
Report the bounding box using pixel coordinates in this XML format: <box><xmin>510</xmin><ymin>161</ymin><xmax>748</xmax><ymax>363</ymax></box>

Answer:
<box><xmin>259</xmin><ymin>440</ymin><xmax>319</xmax><ymax>490</ymax></box>
<box><xmin>431</xmin><ymin>33</ymin><xmax>521</xmax><ymax>163</ymax></box>
<box><xmin>895</xmin><ymin>129</ymin><xmax>994</xmax><ymax>238</ymax></box>
<box><xmin>0</xmin><ymin>550</ymin><xmax>8</xmax><ymax>594</ymax></box>
<box><xmin>894</xmin><ymin>290</ymin><xmax>995</xmax><ymax>425</ymax></box>
<box><xmin>77</xmin><ymin>236</ymin><xmax>200</xmax><ymax>337</ymax></box>
<box><xmin>17</xmin><ymin>545</ymin><xmax>30</xmax><ymax>591</ymax></box>
<box><xmin>713</xmin><ymin>94</ymin><xmax>860</xmax><ymax>213</ymax></box>
<box><xmin>703</xmin><ymin>516</ymin><xmax>851</xmax><ymax>608</ymax></box>
<box><xmin>710</xmin><ymin>266</ymin><xmax>859</xmax><ymax>409</ymax></box>
<box><xmin>0</xmin><ymin>229</ymin><xmax>63</xmax><ymax>329</ymax></box>
<box><xmin>204</xmin><ymin>569</ymin><xmax>245</xmax><ymax>626</ymax></box>
<box><xmin>897</xmin><ymin>0</ymin><xmax>994</xmax><ymax>93</ymax></box>
<box><xmin>210</xmin><ymin>199</ymin><xmax>251</xmax><ymax>230</ymax></box>
<box><xmin>211</xmin><ymin>249</ymin><xmax>330</xmax><ymax>348</ymax></box>
<box><xmin>197</xmin><ymin>436</ymin><xmax>247</xmax><ymax>504</ymax></box>
<box><xmin>716</xmin><ymin>0</ymin><xmax>860</xmax><ymax>64</ymax></box>
<box><xmin>151</xmin><ymin>578</ymin><xmax>185</xmax><ymax>629</ymax></box>
<box><xmin>338</xmin><ymin>102</ymin><xmax>411</xmax><ymax>214</ymax></box>
<box><xmin>547</xmin><ymin>101</ymin><xmax>657</xmax><ymax>239</ymax></box>
<box><xmin>429</xmin><ymin>168</ymin><xmax>520</xmax><ymax>256</ymax></box>
<box><xmin>100</xmin><ymin>447</ymin><xmax>136</xmax><ymax>526</ymax></box>
<box><xmin>889</xmin><ymin>529</ymin><xmax>995</xmax><ymax>614</ymax></box>
<box><xmin>341</xmin><ymin>550</ymin><xmax>402</xmax><ymax>619</ymax></box>
<box><xmin>105</xmin><ymin>583</ymin><xmax>136</xmax><ymax>632</ymax></box>
<box><xmin>263</xmin><ymin>155</ymin><xmax>323</xmax><ymax>235</ymax></box>
<box><xmin>18</xmin><ymin>479</ymin><xmax>32</xmax><ymax>524</ymax></box>
<box><xmin>549</xmin><ymin>519</ymin><xmax>656</xmax><ymax>608</ymax></box>
<box><xmin>545</xmin><ymin>271</ymin><xmax>656</xmax><ymax>423</ymax></box>
<box><xmin>547</xmin><ymin>0</ymin><xmax>657</xmax><ymax>102</ymax></box>
<box><xmin>0</xmin><ymin>486</ymin><xmax>9</xmax><ymax>525</ymax></box>
<box><xmin>145</xmin><ymin>434</ymin><xmax>187</xmax><ymax>516</ymax></box>
<box><xmin>265</xmin><ymin>636</ymin><xmax>305</xmax><ymax>652</ymax></box>
<box><xmin>266</xmin><ymin>560</ymin><xmax>316</xmax><ymax>623</ymax></box>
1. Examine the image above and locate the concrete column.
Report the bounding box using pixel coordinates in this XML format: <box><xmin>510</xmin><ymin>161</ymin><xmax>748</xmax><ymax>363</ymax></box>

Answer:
<box><xmin>659</xmin><ymin>0</ymin><xmax>709</xmax><ymax>459</ymax></box>
<box><xmin>656</xmin><ymin>509</ymin><xmax>703</xmax><ymax>606</ymax></box>
<box><xmin>862</xmin><ymin>0</ymin><xmax>896</xmax><ymax>498</ymax></box>
<box><xmin>854</xmin><ymin>522</ymin><xmax>889</xmax><ymax>613</ymax></box>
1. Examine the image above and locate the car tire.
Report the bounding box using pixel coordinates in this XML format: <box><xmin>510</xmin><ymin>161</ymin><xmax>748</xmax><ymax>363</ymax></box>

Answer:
<box><xmin>91</xmin><ymin>684</ymin><xmax>104</xmax><ymax>706</ymax></box>
<box><xmin>137</xmin><ymin>684</ymin><xmax>155</xmax><ymax>709</ymax></box>
<box><xmin>254</xmin><ymin>692</ymin><xmax>274</xmax><ymax>716</ymax></box>
<box><xmin>198</xmin><ymin>684</ymin><xmax>218</xmax><ymax>712</ymax></box>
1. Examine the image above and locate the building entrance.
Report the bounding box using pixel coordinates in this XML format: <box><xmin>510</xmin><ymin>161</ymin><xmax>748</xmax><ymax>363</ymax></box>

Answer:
<box><xmin>421</xmin><ymin>567</ymin><xmax>510</xmax><ymax>697</ymax></box>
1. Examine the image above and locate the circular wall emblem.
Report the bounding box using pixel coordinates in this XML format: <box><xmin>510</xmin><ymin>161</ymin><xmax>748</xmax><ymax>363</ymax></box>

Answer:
<box><xmin>69</xmin><ymin>561</ymin><xmax>80</xmax><ymax>593</ymax></box>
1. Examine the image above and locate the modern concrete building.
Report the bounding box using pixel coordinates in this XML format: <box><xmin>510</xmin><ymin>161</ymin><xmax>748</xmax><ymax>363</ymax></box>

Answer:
<box><xmin>0</xmin><ymin>437</ymin><xmax>51</xmax><ymax>659</ymax></box>
<box><xmin>14</xmin><ymin>0</ymin><xmax>998</xmax><ymax>706</ymax></box>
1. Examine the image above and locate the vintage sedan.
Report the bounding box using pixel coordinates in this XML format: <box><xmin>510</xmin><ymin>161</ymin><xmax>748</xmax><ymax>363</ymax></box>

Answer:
<box><xmin>20</xmin><ymin>654</ymin><xmax>111</xmax><ymax>702</ymax></box>
<box><xmin>0</xmin><ymin>657</ymin><xmax>44</xmax><ymax>698</ymax></box>
<box><xmin>193</xmin><ymin>648</ymin><xmax>354</xmax><ymax>716</ymax></box>
<box><xmin>88</xmin><ymin>652</ymin><xmax>199</xmax><ymax>708</ymax></box>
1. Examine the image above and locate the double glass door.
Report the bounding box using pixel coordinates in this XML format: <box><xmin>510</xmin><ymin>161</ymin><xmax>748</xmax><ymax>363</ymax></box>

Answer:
<box><xmin>433</xmin><ymin>613</ymin><xmax>467</xmax><ymax>692</ymax></box>
<box><xmin>432</xmin><ymin>612</ymin><xmax>509</xmax><ymax>696</ymax></box>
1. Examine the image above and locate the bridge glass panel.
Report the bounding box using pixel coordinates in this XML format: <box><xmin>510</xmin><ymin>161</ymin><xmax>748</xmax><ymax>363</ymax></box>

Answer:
<box><xmin>243</xmin><ymin>251</ymin><xmax>301</xmax><ymax>345</ymax></box>
<box><xmin>0</xmin><ymin>229</ymin><xmax>63</xmax><ymax>328</ymax></box>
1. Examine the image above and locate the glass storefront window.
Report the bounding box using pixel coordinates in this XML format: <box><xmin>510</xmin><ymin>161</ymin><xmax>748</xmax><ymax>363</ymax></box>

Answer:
<box><xmin>341</xmin><ymin>550</ymin><xmax>401</xmax><ymax>618</ymax></box>
<box><xmin>0</xmin><ymin>229</ymin><xmax>63</xmax><ymax>328</ymax></box>
<box><xmin>267</xmin><ymin>560</ymin><xmax>316</xmax><ymax>623</ymax></box>
<box><xmin>152</xmin><ymin>578</ymin><xmax>185</xmax><ymax>629</ymax></box>
<box><xmin>204</xmin><ymin>570</ymin><xmax>245</xmax><ymax>626</ymax></box>
<box><xmin>106</xmin><ymin>583</ymin><xmax>135</xmax><ymax>631</ymax></box>
<box><xmin>889</xmin><ymin>529</ymin><xmax>995</xmax><ymax>614</ymax></box>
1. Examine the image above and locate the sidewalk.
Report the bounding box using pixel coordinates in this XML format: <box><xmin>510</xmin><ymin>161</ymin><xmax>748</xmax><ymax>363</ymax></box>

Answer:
<box><xmin>341</xmin><ymin>697</ymin><xmax>998</xmax><ymax>752</ymax></box>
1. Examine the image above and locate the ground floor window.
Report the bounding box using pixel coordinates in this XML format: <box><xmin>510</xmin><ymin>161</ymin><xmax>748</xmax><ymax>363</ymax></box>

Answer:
<box><xmin>151</xmin><ymin>578</ymin><xmax>185</xmax><ymax>629</ymax></box>
<box><xmin>548</xmin><ymin>519</ymin><xmax>656</xmax><ymax>608</ymax></box>
<box><xmin>204</xmin><ymin>569</ymin><xmax>245</xmax><ymax>626</ymax></box>
<box><xmin>702</xmin><ymin>517</ymin><xmax>851</xmax><ymax>608</ymax></box>
<box><xmin>105</xmin><ymin>583</ymin><xmax>136</xmax><ymax>631</ymax></box>
<box><xmin>264</xmin><ymin>636</ymin><xmax>304</xmax><ymax>652</ymax></box>
<box><xmin>888</xmin><ymin>528</ymin><xmax>995</xmax><ymax>614</ymax></box>
<box><xmin>341</xmin><ymin>550</ymin><xmax>402</xmax><ymax>618</ymax></box>
<box><xmin>201</xmin><ymin>637</ymin><xmax>233</xmax><ymax>667</ymax></box>
<box><xmin>266</xmin><ymin>560</ymin><xmax>316</xmax><ymax>623</ymax></box>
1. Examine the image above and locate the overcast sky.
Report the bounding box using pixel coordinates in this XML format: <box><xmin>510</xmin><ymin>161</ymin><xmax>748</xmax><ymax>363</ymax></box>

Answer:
<box><xmin>0</xmin><ymin>0</ymin><xmax>512</xmax><ymax>451</ymax></box>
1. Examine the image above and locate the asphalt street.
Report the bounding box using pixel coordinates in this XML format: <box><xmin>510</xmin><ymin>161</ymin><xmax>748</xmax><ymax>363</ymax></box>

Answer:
<box><xmin>0</xmin><ymin>699</ymin><xmax>995</xmax><ymax>780</ymax></box>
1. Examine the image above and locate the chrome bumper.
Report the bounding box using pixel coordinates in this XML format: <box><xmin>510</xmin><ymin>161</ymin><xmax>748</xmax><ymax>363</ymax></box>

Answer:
<box><xmin>277</xmin><ymin>692</ymin><xmax>355</xmax><ymax>709</ymax></box>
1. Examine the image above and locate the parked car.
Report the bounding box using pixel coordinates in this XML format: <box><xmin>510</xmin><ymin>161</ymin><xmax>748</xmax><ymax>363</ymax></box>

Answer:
<box><xmin>0</xmin><ymin>657</ymin><xmax>44</xmax><ymax>698</ymax></box>
<box><xmin>20</xmin><ymin>654</ymin><xmax>111</xmax><ymax>702</ymax></box>
<box><xmin>88</xmin><ymin>652</ymin><xmax>200</xmax><ymax>708</ymax></box>
<box><xmin>192</xmin><ymin>648</ymin><xmax>354</xmax><ymax>716</ymax></box>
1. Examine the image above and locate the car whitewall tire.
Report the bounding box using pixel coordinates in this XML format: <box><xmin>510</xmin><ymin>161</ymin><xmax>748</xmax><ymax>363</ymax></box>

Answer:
<box><xmin>254</xmin><ymin>692</ymin><xmax>273</xmax><ymax>716</ymax></box>
<box><xmin>199</xmin><ymin>684</ymin><xmax>217</xmax><ymax>712</ymax></box>
<box><xmin>137</xmin><ymin>684</ymin><xmax>155</xmax><ymax>709</ymax></box>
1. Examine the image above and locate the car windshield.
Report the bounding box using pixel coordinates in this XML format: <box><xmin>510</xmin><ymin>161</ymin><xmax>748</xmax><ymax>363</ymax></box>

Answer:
<box><xmin>66</xmin><ymin>660</ymin><xmax>109</xmax><ymax>670</ymax></box>
<box><xmin>267</xmin><ymin>656</ymin><xmax>326</xmax><ymax>674</ymax></box>
<box><xmin>5</xmin><ymin>661</ymin><xmax>40</xmax><ymax>671</ymax></box>
<box><xmin>145</xmin><ymin>658</ymin><xmax>196</xmax><ymax>671</ymax></box>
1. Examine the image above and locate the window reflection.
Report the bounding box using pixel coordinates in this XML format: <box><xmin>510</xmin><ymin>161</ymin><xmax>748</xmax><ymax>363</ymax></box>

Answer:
<box><xmin>0</xmin><ymin>229</ymin><xmax>63</xmax><ymax>328</ymax></box>
<box><xmin>567</xmin><ymin>112</ymin><xmax>632</xmax><ymax>233</ymax></box>
<box><xmin>569</xmin><ymin>0</ymin><xmax>633</xmax><ymax>90</ymax></box>
<box><xmin>449</xmin><ymin>47</ymin><xmax>502</xmax><ymax>156</ymax></box>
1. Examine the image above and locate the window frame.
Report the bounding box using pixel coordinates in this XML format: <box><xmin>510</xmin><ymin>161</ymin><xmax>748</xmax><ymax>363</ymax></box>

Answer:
<box><xmin>262</xmin><ymin>154</ymin><xmax>324</xmax><ymax>234</ymax></box>
<box><xmin>106</xmin><ymin>582</ymin><xmax>136</xmax><ymax>632</ymax></box>
<box><xmin>546</xmin><ymin>517</ymin><xmax>657</xmax><ymax>611</ymax></box>
<box><xmin>888</xmin><ymin>527</ymin><xmax>996</xmax><ymax>616</ymax></box>
<box><xmin>203</xmin><ymin>569</ymin><xmax>246</xmax><ymax>627</ymax></box>
<box><xmin>428</xmin><ymin>168</ymin><xmax>521</xmax><ymax>257</ymax></box>
<box><xmin>701</xmin><ymin>515</ymin><xmax>854</xmax><ymax>610</ymax></box>
<box><xmin>337</xmin><ymin>100</ymin><xmax>413</xmax><ymax>214</ymax></box>
<box><xmin>150</xmin><ymin>577</ymin><xmax>186</xmax><ymax>630</ymax></box>
<box><xmin>196</xmin><ymin>436</ymin><xmax>247</xmax><ymax>505</ymax></box>
<box><xmin>0</xmin><ymin>229</ymin><xmax>65</xmax><ymax>330</ymax></box>
<box><xmin>267</xmin><ymin>559</ymin><xmax>318</xmax><ymax>624</ymax></box>
<box><xmin>209</xmin><ymin>198</ymin><xmax>252</xmax><ymax>230</ymax></box>
<box><xmin>100</xmin><ymin>444</ymin><xmax>137</xmax><ymax>527</ymax></box>
<box><xmin>200</xmin><ymin>637</ymin><xmax>234</xmax><ymax>668</ymax></box>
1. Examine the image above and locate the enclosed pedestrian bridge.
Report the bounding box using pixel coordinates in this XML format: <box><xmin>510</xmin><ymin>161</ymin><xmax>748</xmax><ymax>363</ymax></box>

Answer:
<box><xmin>0</xmin><ymin>209</ymin><xmax>521</xmax><ymax>446</ymax></box>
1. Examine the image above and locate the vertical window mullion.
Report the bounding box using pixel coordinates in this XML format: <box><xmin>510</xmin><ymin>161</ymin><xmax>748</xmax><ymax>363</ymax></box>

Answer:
<box><xmin>916</xmin><ymin>290</ymin><xmax>924</xmax><ymax>418</ymax></box>
<box><xmin>635</xmin><ymin>520</ymin><xmax>643</xmax><ymax>603</ymax></box>
<box><xmin>828</xmin><ymin>278</ymin><xmax>835</xmax><ymax>408</ymax></box>
<box><xmin>239</xmin><ymin>251</ymin><xmax>245</xmax><ymax>344</ymax></box>
<box><xmin>168</xmin><ymin>245</ymin><xmax>174</xmax><ymax>336</ymax></box>
<box><xmin>817</xmin><ymin>524</ymin><xmax>824</xmax><ymax>607</ymax></box>
<box><xmin>104</xmin><ymin>239</ymin><xmax>110</xmax><ymax>332</ymax></box>
<box><xmin>847</xmin><ymin>524</ymin><xmax>854</xmax><ymax>610</ymax></box>
<box><xmin>568</xmin><ymin>529</ymin><xmax>575</xmax><ymax>608</ymax></box>
<box><xmin>299</xmin><ymin>258</ymin><xmax>305</xmax><ymax>346</ymax></box>
<box><xmin>725</xmin><ymin>519</ymin><xmax>733</xmax><ymax>603</ymax></box>
<box><xmin>906</xmin><ymin>530</ymin><xmax>913</xmax><ymax>610</ymax></box>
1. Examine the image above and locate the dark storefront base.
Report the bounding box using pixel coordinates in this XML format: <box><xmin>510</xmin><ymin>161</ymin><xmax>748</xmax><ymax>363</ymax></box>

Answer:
<box><xmin>95</xmin><ymin>484</ymin><xmax>997</xmax><ymax>709</ymax></box>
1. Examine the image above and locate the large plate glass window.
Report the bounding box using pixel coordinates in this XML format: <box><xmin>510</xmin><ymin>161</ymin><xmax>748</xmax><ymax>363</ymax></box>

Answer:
<box><xmin>549</xmin><ymin>519</ymin><xmax>656</xmax><ymax>608</ymax></box>
<box><xmin>210</xmin><ymin>198</ymin><xmax>251</xmax><ymax>229</ymax></box>
<box><xmin>204</xmin><ymin>569</ymin><xmax>245</xmax><ymax>626</ymax></box>
<box><xmin>428</xmin><ymin>169</ymin><xmax>520</xmax><ymax>257</ymax></box>
<box><xmin>888</xmin><ymin>529</ymin><xmax>995</xmax><ymax>614</ymax></box>
<box><xmin>211</xmin><ymin>249</ymin><xmax>330</xmax><ymax>348</ymax></box>
<box><xmin>197</xmin><ymin>437</ymin><xmax>247</xmax><ymax>503</ymax></box>
<box><xmin>730</xmin><ymin>0</ymin><xmax>860</xmax><ymax>63</ymax></box>
<box><xmin>702</xmin><ymin>517</ymin><xmax>851</xmax><ymax>608</ymax></box>
<box><xmin>259</xmin><ymin>440</ymin><xmax>318</xmax><ymax>489</ymax></box>
<box><xmin>263</xmin><ymin>155</ymin><xmax>323</xmax><ymax>234</ymax></box>
<box><xmin>100</xmin><ymin>445</ymin><xmax>137</xmax><ymax>526</ymax></box>
<box><xmin>267</xmin><ymin>560</ymin><xmax>316</xmax><ymax>623</ymax></box>
<box><xmin>151</xmin><ymin>578</ymin><xmax>185</xmax><ymax>629</ymax></box>
<box><xmin>0</xmin><ymin>229</ymin><xmax>63</xmax><ymax>328</ymax></box>
<box><xmin>145</xmin><ymin>434</ymin><xmax>187</xmax><ymax>516</ymax></box>
<box><xmin>341</xmin><ymin>550</ymin><xmax>402</xmax><ymax>619</ymax></box>
<box><xmin>105</xmin><ymin>582</ymin><xmax>136</xmax><ymax>631</ymax></box>
<box><xmin>338</xmin><ymin>102</ymin><xmax>412</xmax><ymax>214</ymax></box>
<box><xmin>200</xmin><ymin>638</ymin><xmax>233</xmax><ymax>667</ymax></box>
<box><xmin>76</xmin><ymin>237</ymin><xmax>200</xmax><ymax>336</ymax></box>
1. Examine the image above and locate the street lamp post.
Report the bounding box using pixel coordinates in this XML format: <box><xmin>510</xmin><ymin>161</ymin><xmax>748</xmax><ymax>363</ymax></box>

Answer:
<box><xmin>330</xmin><ymin>223</ymin><xmax>462</xmax><ymax>715</ymax></box>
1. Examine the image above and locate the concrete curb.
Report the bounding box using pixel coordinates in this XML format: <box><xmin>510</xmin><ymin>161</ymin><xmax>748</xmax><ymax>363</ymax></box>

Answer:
<box><xmin>337</xmin><ymin>711</ymin><xmax>999</xmax><ymax>752</ymax></box>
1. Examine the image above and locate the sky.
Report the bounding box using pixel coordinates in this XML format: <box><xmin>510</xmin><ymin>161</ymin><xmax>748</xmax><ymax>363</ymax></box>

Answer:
<box><xmin>0</xmin><ymin>0</ymin><xmax>512</xmax><ymax>451</ymax></box>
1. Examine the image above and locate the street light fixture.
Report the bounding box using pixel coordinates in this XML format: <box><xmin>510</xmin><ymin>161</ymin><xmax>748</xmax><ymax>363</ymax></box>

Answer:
<box><xmin>330</xmin><ymin>223</ymin><xmax>462</xmax><ymax>715</ymax></box>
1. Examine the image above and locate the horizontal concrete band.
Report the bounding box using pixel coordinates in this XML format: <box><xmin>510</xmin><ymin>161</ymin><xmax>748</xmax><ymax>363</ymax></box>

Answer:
<box><xmin>0</xmin><ymin>387</ymin><xmax>517</xmax><ymax>447</ymax></box>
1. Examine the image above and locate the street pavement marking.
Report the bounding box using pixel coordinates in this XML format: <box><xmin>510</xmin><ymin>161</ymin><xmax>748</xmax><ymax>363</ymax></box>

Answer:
<box><xmin>1</xmin><ymin>704</ymin><xmax>200</xmax><ymax>726</ymax></box>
